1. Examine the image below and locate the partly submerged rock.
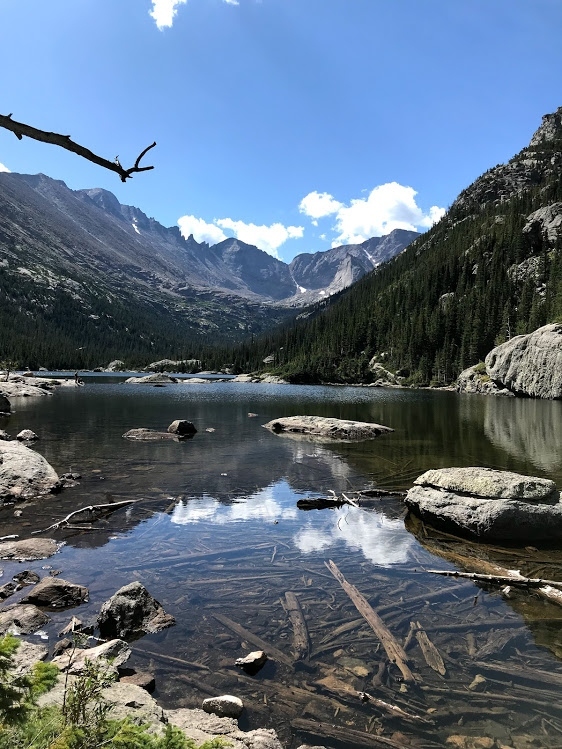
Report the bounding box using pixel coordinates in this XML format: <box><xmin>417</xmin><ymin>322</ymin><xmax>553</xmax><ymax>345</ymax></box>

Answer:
<box><xmin>485</xmin><ymin>323</ymin><xmax>562</xmax><ymax>399</ymax></box>
<box><xmin>123</xmin><ymin>428</ymin><xmax>185</xmax><ymax>441</ymax></box>
<box><xmin>0</xmin><ymin>604</ymin><xmax>51</xmax><ymax>634</ymax></box>
<box><xmin>0</xmin><ymin>441</ymin><xmax>60</xmax><ymax>503</ymax></box>
<box><xmin>202</xmin><ymin>695</ymin><xmax>244</xmax><ymax>719</ymax></box>
<box><xmin>21</xmin><ymin>577</ymin><xmax>89</xmax><ymax>609</ymax></box>
<box><xmin>0</xmin><ymin>538</ymin><xmax>58</xmax><ymax>561</ymax></box>
<box><xmin>406</xmin><ymin>467</ymin><xmax>562</xmax><ymax>542</ymax></box>
<box><xmin>167</xmin><ymin>420</ymin><xmax>197</xmax><ymax>436</ymax></box>
<box><xmin>97</xmin><ymin>581</ymin><xmax>175</xmax><ymax>641</ymax></box>
<box><xmin>167</xmin><ymin>707</ymin><xmax>283</xmax><ymax>749</ymax></box>
<box><xmin>124</xmin><ymin>373</ymin><xmax>178</xmax><ymax>384</ymax></box>
<box><xmin>263</xmin><ymin>415</ymin><xmax>393</xmax><ymax>442</ymax></box>
<box><xmin>0</xmin><ymin>395</ymin><xmax>11</xmax><ymax>414</ymax></box>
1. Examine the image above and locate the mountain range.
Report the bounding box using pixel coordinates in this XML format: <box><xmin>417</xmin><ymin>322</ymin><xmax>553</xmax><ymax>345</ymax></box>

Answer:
<box><xmin>0</xmin><ymin>170</ymin><xmax>417</xmax><ymax>367</ymax></box>
<box><xmin>212</xmin><ymin>106</ymin><xmax>562</xmax><ymax>384</ymax></box>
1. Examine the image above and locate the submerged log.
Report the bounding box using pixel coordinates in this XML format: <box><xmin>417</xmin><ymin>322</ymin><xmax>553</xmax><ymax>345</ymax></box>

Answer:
<box><xmin>213</xmin><ymin>612</ymin><xmax>294</xmax><ymax>668</ymax></box>
<box><xmin>325</xmin><ymin>560</ymin><xmax>415</xmax><ymax>682</ymax></box>
<box><xmin>412</xmin><ymin>621</ymin><xmax>446</xmax><ymax>676</ymax></box>
<box><xmin>284</xmin><ymin>592</ymin><xmax>310</xmax><ymax>660</ymax></box>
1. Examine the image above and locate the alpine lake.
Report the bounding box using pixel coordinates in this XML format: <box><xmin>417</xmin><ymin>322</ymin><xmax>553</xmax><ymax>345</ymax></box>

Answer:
<box><xmin>2</xmin><ymin>376</ymin><xmax>562</xmax><ymax>749</ymax></box>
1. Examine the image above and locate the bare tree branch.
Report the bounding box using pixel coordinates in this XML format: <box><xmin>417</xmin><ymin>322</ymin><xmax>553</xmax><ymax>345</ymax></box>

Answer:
<box><xmin>0</xmin><ymin>113</ymin><xmax>156</xmax><ymax>182</ymax></box>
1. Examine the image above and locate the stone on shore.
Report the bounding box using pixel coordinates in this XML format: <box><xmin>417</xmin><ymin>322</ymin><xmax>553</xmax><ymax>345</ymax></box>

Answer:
<box><xmin>97</xmin><ymin>581</ymin><xmax>175</xmax><ymax>641</ymax></box>
<box><xmin>0</xmin><ymin>604</ymin><xmax>51</xmax><ymax>634</ymax></box>
<box><xmin>21</xmin><ymin>577</ymin><xmax>89</xmax><ymax>608</ymax></box>
<box><xmin>0</xmin><ymin>538</ymin><xmax>58</xmax><ymax>561</ymax></box>
<box><xmin>406</xmin><ymin>467</ymin><xmax>562</xmax><ymax>541</ymax></box>
<box><xmin>0</xmin><ymin>441</ymin><xmax>61</xmax><ymax>503</ymax></box>
<box><xmin>53</xmin><ymin>639</ymin><xmax>131</xmax><ymax>674</ymax></box>
<box><xmin>16</xmin><ymin>429</ymin><xmax>39</xmax><ymax>442</ymax></box>
<box><xmin>263</xmin><ymin>415</ymin><xmax>393</xmax><ymax>441</ymax></box>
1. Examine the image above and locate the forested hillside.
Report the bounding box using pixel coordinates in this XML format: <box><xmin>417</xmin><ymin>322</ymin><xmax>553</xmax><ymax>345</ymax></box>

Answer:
<box><xmin>202</xmin><ymin>107</ymin><xmax>562</xmax><ymax>384</ymax></box>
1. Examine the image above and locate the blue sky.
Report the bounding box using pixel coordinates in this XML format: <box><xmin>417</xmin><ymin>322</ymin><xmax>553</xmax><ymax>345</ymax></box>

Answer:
<box><xmin>1</xmin><ymin>0</ymin><xmax>561</xmax><ymax>262</ymax></box>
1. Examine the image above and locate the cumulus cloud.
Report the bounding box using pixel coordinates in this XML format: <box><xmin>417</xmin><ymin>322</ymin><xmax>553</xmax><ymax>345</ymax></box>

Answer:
<box><xmin>150</xmin><ymin>0</ymin><xmax>238</xmax><ymax>29</ymax></box>
<box><xmin>149</xmin><ymin>0</ymin><xmax>187</xmax><ymax>29</ymax></box>
<box><xmin>177</xmin><ymin>214</ymin><xmax>227</xmax><ymax>245</ymax></box>
<box><xmin>177</xmin><ymin>213</ymin><xmax>304</xmax><ymax>258</ymax></box>
<box><xmin>0</xmin><ymin>162</ymin><xmax>10</xmax><ymax>173</ymax></box>
<box><xmin>215</xmin><ymin>218</ymin><xmax>303</xmax><ymax>258</ymax></box>
<box><xmin>299</xmin><ymin>182</ymin><xmax>445</xmax><ymax>246</ymax></box>
<box><xmin>298</xmin><ymin>191</ymin><xmax>343</xmax><ymax>226</ymax></box>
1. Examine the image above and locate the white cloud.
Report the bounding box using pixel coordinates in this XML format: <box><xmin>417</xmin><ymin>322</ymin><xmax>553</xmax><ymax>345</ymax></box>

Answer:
<box><xmin>215</xmin><ymin>218</ymin><xmax>304</xmax><ymax>258</ymax></box>
<box><xmin>178</xmin><ymin>212</ymin><xmax>303</xmax><ymax>258</ymax></box>
<box><xmin>299</xmin><ymin>191</ymin><xmax>343</xmax><ymax>224</ymax></box>
<box><xmin>150</xmin><ymin>0</ymin><xmax>187</xmax><ymax>29</ymax></box>
<box><xmin>299</xmin><ymin>182</ymin><xmax>445</xmax><ymax>246</ymax></box>
<box><xmin>0</xmin><ymin>162</ymin><xmax>10</xmax><ymax>173</ymax></box>
<box><xmin>150</xmin><ymin>0</ymin><xmax>238</xmax><ymax>29</ymax></box>
<box><xmin>177</xmin><ymin>214</ymin><xmax>227</xmax><ymax>245</ymax></box>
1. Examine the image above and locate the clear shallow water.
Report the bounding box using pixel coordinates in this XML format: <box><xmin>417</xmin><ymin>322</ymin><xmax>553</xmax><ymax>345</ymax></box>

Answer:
<box><xmin>2</xmin><ymin>382</ymin><xmax>562</xmax><ymax>748</ymax></box>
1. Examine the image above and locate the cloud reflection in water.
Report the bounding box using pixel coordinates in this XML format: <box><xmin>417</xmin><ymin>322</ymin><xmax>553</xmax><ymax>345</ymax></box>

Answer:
<box><xmin>171</xmin><ymin>479</ymin><xmax>413</xmax><ymax>566</ymax></box>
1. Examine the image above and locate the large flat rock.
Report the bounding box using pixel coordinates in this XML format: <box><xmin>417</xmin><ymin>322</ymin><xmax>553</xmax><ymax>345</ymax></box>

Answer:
<box><xmin>413</xmin><ymin>467</ymin><xmax>557</xmax><ymax>502</ymax></box>
<box><xmin>0</xmin><ymin>537</ymin><xmax>58</xmax><ymax>561</ymax></box>
<box><xmin>406</xmin><ymin>467</ymin><xmax>562</xmax><ymax>542</ymax></box>
<box><xmin>0</xmin><ymin>441</ymin><xmax>60</xmax><ymax>503</ymax></box>
<box><xmin>262</xmin><ymin>415</ymin><xmax>393</xmax><ymax>442</ymax></box>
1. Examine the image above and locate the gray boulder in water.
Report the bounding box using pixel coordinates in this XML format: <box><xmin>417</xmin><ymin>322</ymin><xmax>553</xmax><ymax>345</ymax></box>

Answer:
<box><xmin>405</xmin><ymin>467</ymin><xmax>562</xmax><ymax>542</ymax></box>
<box><xmin>262</xmin><ymin>415</ymin><xmax>393</xmax><ymax>441</ymax></box>
<box><xmin>485</xmin><ymin>323</ymin><xmax>562</xmax><ymax>399</ymax></box>
<box><xmin>97</xmin><ymin>581</ymin><xmax>175</xmax><ymax>641</ymax></box>
<box><xmin>0</xmin><ymin>441</ymin><xmax>60</xmax><ymax>503</ymax></box>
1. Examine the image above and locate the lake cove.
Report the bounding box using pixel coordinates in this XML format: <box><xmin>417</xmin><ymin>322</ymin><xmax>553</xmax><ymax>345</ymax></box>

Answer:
<box><xmin>1</xmin><ymin>380</ymin><xmax>562</xmax><ymax>749</ymax></box>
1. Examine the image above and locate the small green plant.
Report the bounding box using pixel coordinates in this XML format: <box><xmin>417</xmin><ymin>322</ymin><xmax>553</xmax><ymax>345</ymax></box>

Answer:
<box><xmin>473</xmin><ymin>361</ymin><xmax>487</xmax><ymax>374</ymax></box>
<box><xmin>0</xmin><ymin>634</ymin><xmax>229</xmax><ymax>749</ymax></box>
<box><xmin>0</xmin><ymin>634</ymin><xmax>59</xmax><ymax>726</ymax></box>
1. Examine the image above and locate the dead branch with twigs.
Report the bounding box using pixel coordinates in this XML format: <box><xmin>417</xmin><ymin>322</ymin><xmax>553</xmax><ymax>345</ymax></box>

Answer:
<box><xmin>31</xmin><ymin>499</ymin><xmax>139</xmax><ymax>534</ymax></box>
<box><xmin>0</xmin><ymin>113</ymin><xmax>156</xmax><ymax>182</ymax></box>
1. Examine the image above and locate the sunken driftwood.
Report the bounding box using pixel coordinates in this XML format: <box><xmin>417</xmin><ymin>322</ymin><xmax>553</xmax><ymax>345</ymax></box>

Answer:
<box><xmin>412</xmin><ymin>621</ymin><xmax>446</xmax><ymax>676</ymax></box>
<box><xmin>0</xmin><ymin>113</ymin><xmax>156</xmax><ymax>182</ymax></box>
<box><xmin>31</xmin><ymin>500</ymin><xmax>138</xmax><ymax>534</ymax></box>
<box><xmin>284</xmin><ymin>592</ymin><xmax>310</xmax><ymax>660</ymax></box>
<box><xmin>213</xmin><ymin>612</ymin><xmax>294</xmax><ymax>668</ymax></box>
<box><xmin>325</xmin><ymin>559</ymin><xmax>415</xmax><ymax>682</ymax></box>
<box><xmin>297</xmin><ymin>492</ymin><xmax>358</xmax><ymax>511</ymax></box>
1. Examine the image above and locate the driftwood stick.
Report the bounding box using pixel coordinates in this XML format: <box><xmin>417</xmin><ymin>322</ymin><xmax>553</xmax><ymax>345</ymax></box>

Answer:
<box><xmin>358</xmin><ymin>692</ymin><xmax>431</xmax><ymax>723</ymax></box>
<box><xmin>413</xmin><ymin>621</ymin><xmax>446</xmax><ymax>676</ymax></box>
<box><xmin>135</xmin><ymin>648</ymin><xmax>210</xmax><ymax>671</ymax></box>
<box><xmin>213</xmin><ymin>613</ymin><xmax>293</xmax><ymax>668</ymax></box>
<box><xmin>426</xmin><ymin>568</ymin><xmax>562</xmax><ymax>590</ymax></box>
<box><xmin>284</xmin><ymin>591</ymin><xmax>310</xmax><ymax>660</ymax></box>
<box><xmin>31</xmin><ymin>500</ymin><xmax>138</xmax><ymax>534</ymax></box>
<box><xmin>292</xmin><ymin>717</ymin><xmax>435</xmax><ymax>748</ymax></box>
<box><xmin>0</xmin><ymin>113</ymin><xmax>156</xmax><ymax>182</ymax></box>
<box><xmin>427</xmin><ymin>566</ymin><xmax>562</xmax><ymax>606</ymax></box>
<box><xmin>325</xmin><ymin>560</ymin><xmax>415</xmax><ymax>682</ymax></box>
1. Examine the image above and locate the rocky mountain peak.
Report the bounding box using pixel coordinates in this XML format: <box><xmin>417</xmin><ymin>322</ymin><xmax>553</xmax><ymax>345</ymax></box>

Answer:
<box><xmin>529</xmin><ymin>106</ymin><xmax>562</xmax><ymax>147</ymax></box>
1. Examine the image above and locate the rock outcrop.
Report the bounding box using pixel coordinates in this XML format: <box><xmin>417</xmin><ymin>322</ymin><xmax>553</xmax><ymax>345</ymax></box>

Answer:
<box><xmin>405</xmin><ymin>467</ymin><xmax>562</xmax><ymax>542</ymax></box>
<box><xmin>97</xmin><ymin>581</ymin><xmax>175</xmax><ymax>641</ymax></box>
<box><xmin>0</xmin><ymin>537</ymin><xmax>58</xmax><ymax>561</ymax></box>
<box><xmin>456</xmin><ymin>365</ymin><xmax>513</xmax><ymax>396</ymax></box>
<box><xmin>0</xmin><ymin>604</ymin><xmax>50</xmax><ymax>634</ymax></box>
<box><xmin>124</xmin><ymin>373</ymin><xmax>178</xmax><ymax>384</ymax></box>
<box><xmin>485</xmin><ymin>324</ymin><xmax>562</xmax><ymax>399</ymax></box>
<box><xmin>0</xmin><ymin>441</ymin><xmax>61</xmax><ymax>503</ymax></box>
<box><xmin>263</xmin><ymin>415</ymin><xmax>393</xmax><ymax>441</ymax></box>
